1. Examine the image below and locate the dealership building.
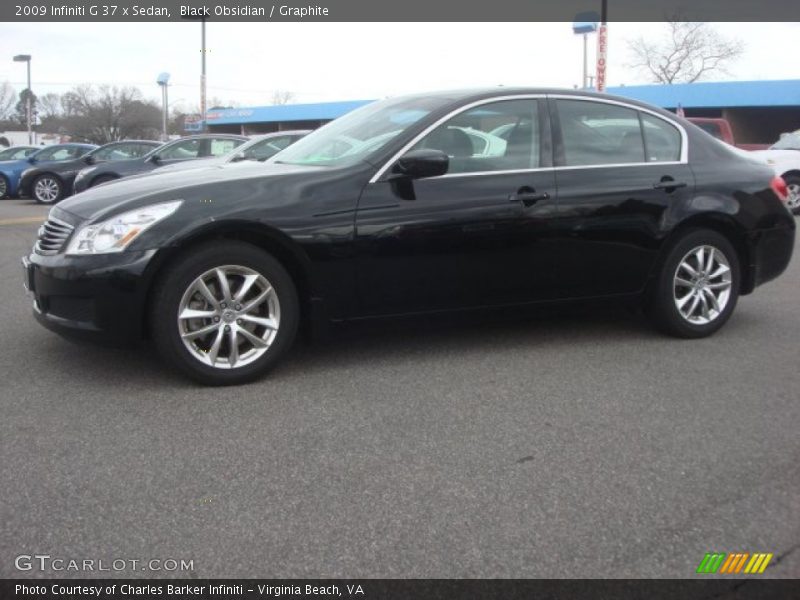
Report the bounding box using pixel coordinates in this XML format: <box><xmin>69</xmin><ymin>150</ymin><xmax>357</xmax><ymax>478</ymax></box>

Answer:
<box><xmin>205</xmin><ymin>79</ymin><xmax>800</xmax><ymax>145</ymax></box>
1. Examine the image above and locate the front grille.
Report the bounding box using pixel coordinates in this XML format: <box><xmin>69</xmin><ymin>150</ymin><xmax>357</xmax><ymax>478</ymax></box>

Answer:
<box><xmin>34</xmin><ymin>217</ymin><xmax>75</xmax><ymax>256</ymax></box>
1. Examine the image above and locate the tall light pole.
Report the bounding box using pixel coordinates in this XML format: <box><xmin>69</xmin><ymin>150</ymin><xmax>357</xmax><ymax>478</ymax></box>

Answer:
<box><xmin>200</xmin><ymin>17</ymin><xmax>207</xmax><ymax>132</ymax></box>
<box><xmin>13</xmin><ymin>54</ymin><xmax>32</xmax><ymax>144</ymax></box>
<box><xmin>572</xmin><ymin>15</ymin><xmax>598</xmax><ymax>89</ymax></box>
<box><xmin>157</xmin><ymin>72</ymin><xmax>170</xmax><ymax>141</ymax></box>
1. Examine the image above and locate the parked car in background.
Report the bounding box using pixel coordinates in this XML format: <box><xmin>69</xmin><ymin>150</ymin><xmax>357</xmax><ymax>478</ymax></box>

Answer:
<box><xmin>0</xmin><ymin>145</ymin><xmax>39</xmax><ymax>161</ymax></box>
<box><xmin>19</xmin><ymin>140</ymin><xmax>161</xmax><ymax>204</ymax></box>
<box><xmin>0</xmin><ymin>143</ymin><xmax>97</xmax><ymax>199</ymax></box>
<box><xmin>151</xmin><ymin>130</ymin><xmax>309</xmax><ymax>175</ymax></box>
<box><xmin>748</xmin><ymin>130</ymin><xmax>800</xmax><ymax>214</ymax></box>
<box><xmin>72</xmin><ymin>134</ymin><xmax>248</xmax><ymax>193</ymax></box>
<box><xmin>687</xmin><ymin>118</ymin><xmax>769</xmax><ymax>151</ymax></box>
<box><xmin>23</xmin><ymin>89</ymin><xmax>795</xmax><ymax>385</ymax></box>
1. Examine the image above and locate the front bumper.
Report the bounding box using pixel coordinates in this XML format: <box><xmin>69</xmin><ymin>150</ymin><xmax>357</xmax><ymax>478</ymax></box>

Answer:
<box><xmin>23</xmin><ymin>248</ymin><xmax>160</xmax><ymax>344</ymax></box>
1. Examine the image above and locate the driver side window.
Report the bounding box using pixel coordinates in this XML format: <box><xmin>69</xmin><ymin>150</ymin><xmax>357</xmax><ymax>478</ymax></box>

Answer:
<box><xmin>409</xmin><ymin>99</ymin><xmax>541</xmax><ymax>175</ymax></box>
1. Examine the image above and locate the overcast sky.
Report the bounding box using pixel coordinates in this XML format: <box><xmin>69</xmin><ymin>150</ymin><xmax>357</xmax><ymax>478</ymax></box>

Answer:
<box><xmin>1</xmin><ymin>22</ymin><xmax>798</xmax><ymax>113</ymax></box>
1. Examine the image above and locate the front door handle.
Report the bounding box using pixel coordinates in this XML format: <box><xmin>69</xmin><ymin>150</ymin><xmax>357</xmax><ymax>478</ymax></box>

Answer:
<box><xmin>653</xmin><ymin>178</ymin><xmax>688</xmax><ymax>190</ymax></box>
<box><xmin>509</xmin><ymin>187</ymin><xmax>550</xmax><ymax>207</ymax></box>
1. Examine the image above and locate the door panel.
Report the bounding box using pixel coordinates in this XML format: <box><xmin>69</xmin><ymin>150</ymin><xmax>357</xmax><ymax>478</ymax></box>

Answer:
<box><xmin>553</xmin><ymin>164</ymin><xmax>694</xmax><ymax>297</ymax></box>
<box><xmin>355</xmin><ymin>171</ymin><xmax>558</xmax><ymax>315</ymax></box>
<box><xmin>549</xmin><ymin>96</ymin><xmax>694</xmax><ymax>297</ymax></box>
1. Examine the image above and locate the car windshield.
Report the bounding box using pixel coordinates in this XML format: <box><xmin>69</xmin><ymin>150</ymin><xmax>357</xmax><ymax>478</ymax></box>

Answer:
<box><xmin>771</xmin><ymin>131</ymin><xmax>800</xmax><ymax>150</ymax></box>
<box><xmin>273</xmin><ymin>96</ymin><xmax>449</xmax><ymax>167</ymax></box>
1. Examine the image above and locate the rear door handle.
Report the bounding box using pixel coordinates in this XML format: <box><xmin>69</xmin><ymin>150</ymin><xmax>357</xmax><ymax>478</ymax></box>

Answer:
<box><xmin>653</xmin><ymin>180</ymin><xmax>688</xmax><ymax>190</ymax></box>
<box><xmin>509</xmin><ymin>189</ymin><xmax>550</xmax><ymax>207</ymax></box>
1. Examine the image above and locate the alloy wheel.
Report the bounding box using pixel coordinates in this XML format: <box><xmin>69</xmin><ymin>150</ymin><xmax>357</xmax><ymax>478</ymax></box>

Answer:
<box><xmin>673</xmin><ymin>245</ymin><xmax>732</xmax><ymax>325</ymax></box>
<box><xmin>177</xmin><ymin>265</ymin><xmax>280</xmax><ymax>369</ymax></box>
<box><xmin>0</xmin><ymin>177</ymin><xmax>6</xmax><ymax>197</ymax></box>
<box><xmin>34</xmin><ymin>177</ymin><xmax>61</xmax><ymax>203</ymax></box>
<box><xmin>787</xmin><ymin>182</ymin><xmax>800</xmax><ymax>211</ymax></box>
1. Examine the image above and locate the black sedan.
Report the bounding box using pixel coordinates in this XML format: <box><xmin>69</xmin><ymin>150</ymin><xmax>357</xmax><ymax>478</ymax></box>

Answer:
<box><xmin>19</xmin><ymin>140</ymin><xmax>161</xmax><ymax>204</ymax></box>
<box><xmin>23</xmin><ymin>88</ymin><xmax>795</xmax><ymax>385</ymax></box>
<box><xmin>72</xmin><ymin>134</ymin><xmax>247</xmax><ymax>193</ymax></box>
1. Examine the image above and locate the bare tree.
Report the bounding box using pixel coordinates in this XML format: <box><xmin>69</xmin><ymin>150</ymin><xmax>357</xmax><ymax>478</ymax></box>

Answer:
<box><xmin>270</xmin><ymin>90</ymin><xmax>295</xmax><ymax>105</ymax></box>
<box><xmin>37</xmin><ymin>92</ymin><xmax>62</xmax><ymax>119</ymax></box>
<box><xmin>56</xmin><ymin>85</ymin><xmax>160</xmax><ymax>143</ymax></box>
<box><xmin>0</xmin><ymin>82</ymin><xmax>15</xmax><ymax>121</ymax></box>
<box><xmin>627</xmin><ymin>20</ymin><xmax>743</xmax><ymax>84</ymax></box>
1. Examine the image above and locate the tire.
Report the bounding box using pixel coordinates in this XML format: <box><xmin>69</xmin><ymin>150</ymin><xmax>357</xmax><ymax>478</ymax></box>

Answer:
<box><xmin>90</xmin><ymin>174</ymin><xmax>117</xmax><ymax>188</ymax></box>
<box><xmin>0</xmin><ymin>174</ymin><xmax>8</xmax><ymax>199</ymax></box>
<box><xmin>784</xmin><ymin>174</ymin><xmax>800</xmax><ymax>216</ymax></box>
<box><xmin>647</xmin><ymin>229</ymin><xmax>740</xmax><ymax>338</ymax></box>
<box><xmin>150</xmin><ymin>241</ymin><xmax>299</xmax><ymax>385</ymax></box>
<box><xmin>32</xmin><ymin>174</ymin><xmax>64</xmax><ymax>204</ymax></box>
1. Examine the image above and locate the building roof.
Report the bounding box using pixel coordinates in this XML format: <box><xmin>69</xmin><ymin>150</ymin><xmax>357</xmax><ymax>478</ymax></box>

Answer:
<box><xmin>205</xmin><ymin>100</ymin><xmax>375</xmax><ymax>125</ymax></box>
<box><xmin>205</xmin><ymin>80</ymin><xmax>800</xmax><ymax>127</ymax></box>
<box><xmin>607</xmin><ymin>79</ymin><xmax>800</xmax><ymax>109</ymax></box>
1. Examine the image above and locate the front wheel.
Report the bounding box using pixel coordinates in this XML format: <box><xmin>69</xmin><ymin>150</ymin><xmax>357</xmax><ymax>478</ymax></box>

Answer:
<box><xmin>150</xmin><ymin>242</ymin><xmax>299</xmax><ymax>385</ymax></box>
<box><xmin>33</xmin><ymin>174</ymin><xmax>64</xmax><ymax>204</ymax></box>
<box><xmin>647</xmin><ymin>229</ymin><xmax>740</xmax><ymax>338</ymax></box>
<box><xmin>784</xmin><ymin>175</ymin><xmax>800</xmax><ymax>216</ymax></box>
<box><xmin>0</xmin><ymin>174</ymin><xmax>8</xmax><ymax>199</ymax></box>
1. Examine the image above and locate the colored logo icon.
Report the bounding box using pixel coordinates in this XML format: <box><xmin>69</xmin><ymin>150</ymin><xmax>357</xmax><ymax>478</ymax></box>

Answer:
<box><xmin>697</xmin><ymin>552</ymin><xmax>773</xmax><ymax>574</ymax></box>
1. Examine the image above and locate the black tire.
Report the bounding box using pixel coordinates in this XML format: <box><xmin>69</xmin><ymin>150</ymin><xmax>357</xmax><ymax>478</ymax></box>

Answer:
<box><xmin>783</xmin><ymin>174</ymin><xmax>800</xmax><ymax>216</ymax></box>
<box><xmin>90</xmin><ymin>174</ymin><xmax>117</xmax><ymax>188</ymax></box>
<box><xmin>647</xmin><ymin>228</ymin><xmax>740</xmax><ymax>338</ymax></box>
<box><xmin>149</xmin><ymin>241</ymin><xmax>299</xmax><ymax>385</ymax></box>
<box><xmin>32</xmin><ymin>174</ymin><xmax>64</xmax><ymax>204</ymax></box>
<box><xmin>0</xmin><ymin>174</ymin><xmax>8</xmax><ymax>199</ymax></box>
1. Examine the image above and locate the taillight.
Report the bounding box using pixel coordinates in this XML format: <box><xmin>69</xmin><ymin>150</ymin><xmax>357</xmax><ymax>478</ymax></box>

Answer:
<box><xmin>770</xmin><ymin>176</ymin><xmax>788</xmax><ymax>202</ymax></box>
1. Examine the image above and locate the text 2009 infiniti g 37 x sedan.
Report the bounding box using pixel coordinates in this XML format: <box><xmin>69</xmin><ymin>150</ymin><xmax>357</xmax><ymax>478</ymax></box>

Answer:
<box><xmin>22</xmin><ymin>89</ymin><xmax>795</xmax><ymax>385</ymax></box>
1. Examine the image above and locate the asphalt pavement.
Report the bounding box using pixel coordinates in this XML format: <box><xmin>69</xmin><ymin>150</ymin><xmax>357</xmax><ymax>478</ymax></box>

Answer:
<box><xmin>0</xmin><ymin>198</ymin><xmax>798</xmax><ymax>579</ymax></box>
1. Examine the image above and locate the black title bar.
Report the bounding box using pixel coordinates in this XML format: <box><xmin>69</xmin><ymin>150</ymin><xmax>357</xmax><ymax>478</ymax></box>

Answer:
<box><xmin>3</xmin><ymin>0</ymin><xmax>800</xmax><ymax>22</ymax></box>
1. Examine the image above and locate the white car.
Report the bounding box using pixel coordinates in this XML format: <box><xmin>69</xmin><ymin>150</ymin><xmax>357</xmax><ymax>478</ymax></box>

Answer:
<box><xmin>749</xmin><ymin>131</ymin><xmax>800</xmax><ymax>215</ymax></box>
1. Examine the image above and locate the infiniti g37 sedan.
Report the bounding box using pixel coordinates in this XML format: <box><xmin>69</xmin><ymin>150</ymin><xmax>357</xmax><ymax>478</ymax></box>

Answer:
<box><xmin>22</xmin><ymin>89</ymin><xmax>795</xmax><ymax>385</ymax></box>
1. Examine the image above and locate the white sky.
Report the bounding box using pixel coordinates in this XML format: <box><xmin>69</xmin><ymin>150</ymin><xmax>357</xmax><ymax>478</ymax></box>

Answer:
<box><xmin>1</xmin><ymin>22</ymin><xmax>798</xmax><ymax>113</ymax></box>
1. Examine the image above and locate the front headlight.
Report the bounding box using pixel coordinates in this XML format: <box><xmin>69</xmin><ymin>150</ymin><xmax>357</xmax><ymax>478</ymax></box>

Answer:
<box><xmin>65</xmin><ymin>200</ymin><xmax>182</xmax><ymax>255</ymax></box>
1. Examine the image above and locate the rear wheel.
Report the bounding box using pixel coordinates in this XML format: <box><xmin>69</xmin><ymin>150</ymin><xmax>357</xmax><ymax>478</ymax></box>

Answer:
<box><xmin>150</xmin><ymin>242</ymin><xmax>299</xmax><ymax>385</ymax></box>
<box><xmin>784</xmin><ymin>174</ymin><xmax>800</xmax><ymax>216</ymax></box>
<box><xmin>647</xmin><ymin>229</ymin><xmax>740</xmax><ymax>338</ymax></box>
<box><xmin>0</xmin><ymin>175</ymin><xmax>8</xmax><ymax>199</ymax></box>
<box><xmin>33</xmin><ymin>174</ymin><xmax>64</xmax><ymax>204</ymax></box>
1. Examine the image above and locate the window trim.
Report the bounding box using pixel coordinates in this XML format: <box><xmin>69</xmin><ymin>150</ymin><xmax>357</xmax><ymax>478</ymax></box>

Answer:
<box><xmin>369</xmin><ymin>93</ymin><xmax>688</xmax><ymax>182</ymax></box>
<box><xmin>548</xmin><ymin>94</ymin><xmax>688</xmax><ymax>168</ymax></box>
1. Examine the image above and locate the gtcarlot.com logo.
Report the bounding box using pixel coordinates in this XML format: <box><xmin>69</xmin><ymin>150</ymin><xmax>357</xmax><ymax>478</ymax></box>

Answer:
<box><xmin>14</xmin><ymin>554</ymin><xmax>194</xmax><ymax>572</ymax></box>
<box><xmin>696</xmin><ymin>552</ymin><xmax>773</xmax><ymax>574</ymax></box>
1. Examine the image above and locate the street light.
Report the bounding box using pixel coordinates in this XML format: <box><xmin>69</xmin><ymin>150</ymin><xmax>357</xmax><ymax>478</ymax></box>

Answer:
<box><xmin>156</xmin><ymin>72</ymin><xmax>170</xmax><ymax>141</ymax></box>
<box><xmin>13</xmin><ymin>54</ymin><xmax>32</xmax><ymax>144</ymax></box>
<box><xmin>180</xmin><ymin>14</ymin><xmax>208</xmax><ymax>133</ymax></box>
<box><xmin>572</xmin><ymin>14</ymin><xmax>599</xmax><ymax>89</ymax></box>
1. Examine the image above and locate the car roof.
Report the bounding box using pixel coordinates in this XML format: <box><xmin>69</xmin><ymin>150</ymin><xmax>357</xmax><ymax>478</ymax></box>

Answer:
<box><xmin>400</xmin><ymin>87</ymin><xmax>681</xmax><ymax>119</ymax></box>
<box><xmin>178</xmin><ymin>133</ymin><xmax>249</xmax><ymax>140</ymax></box>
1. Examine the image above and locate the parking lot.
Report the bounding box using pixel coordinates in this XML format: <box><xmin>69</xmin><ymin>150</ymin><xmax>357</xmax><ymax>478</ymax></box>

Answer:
<box><xmin>0</xmin><ymin>197</ymin><xmax>797</xmax><ymax>578</ymax></box>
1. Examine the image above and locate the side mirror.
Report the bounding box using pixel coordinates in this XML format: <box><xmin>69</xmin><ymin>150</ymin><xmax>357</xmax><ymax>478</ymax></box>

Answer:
<box><xmin>779</xmin><ymin>132</ymin><xmax>789</xmax><ymax>139</ymax></box>
<box><xmin>229</xmin><ymin>152</ymin><xmax>246</xmax><ymax>163</ymax></box>
<box><xmin>27</xmin><ymin>156</ymin><xmax>37</xmax><ymax>164</ymax></box>
<box><xmin>147</xmin><ymin>154</ymin><xmax>161</xmax><ymax>164</ymax></box>
<box><xmin>83</xmin><ymin>154</ymin><xmax>95</xmax><ymax>165</ymax></box>
<box><xmin>392</xmin><ymin>149</ymin><xmax>449</xmax><ymax>179</ymax></box>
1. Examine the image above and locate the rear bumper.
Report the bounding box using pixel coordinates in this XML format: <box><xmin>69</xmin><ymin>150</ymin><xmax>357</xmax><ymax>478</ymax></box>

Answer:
<box><xmin>23</xmin><ymin>249</ymin><xmax>159</xmax><ymax>344</ymax></box>
<box><xmin>747</xmin><ymin>221</ymin><xmax>795</xmax><ymax>291</ymax></box>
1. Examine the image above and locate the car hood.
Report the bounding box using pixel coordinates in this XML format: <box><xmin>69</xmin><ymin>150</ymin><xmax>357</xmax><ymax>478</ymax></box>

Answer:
<box><xmin>748</xmin><ymin>149</ymin><xmax>800</xmax><ymax>163</ymax></box>
<box><xmin>152</xmin><ymin>156</ymin><xmax>226</xmax><ymax>174</ymax></box>
<box><xmin>57</xmin><ymin>160</ymin><xmax>326</xmax><ymax>220</ymax></box>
